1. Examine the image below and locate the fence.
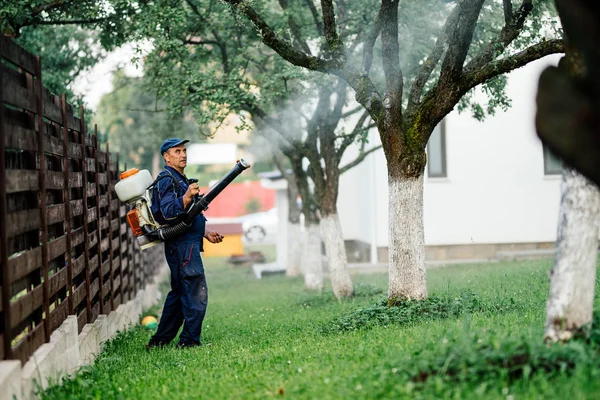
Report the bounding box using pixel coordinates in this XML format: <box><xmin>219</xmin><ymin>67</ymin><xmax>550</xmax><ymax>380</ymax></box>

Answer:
<box><xmin>0</xmin><ymin>35</ymin><xmax>164</xmax><ymax>365</ymax></box>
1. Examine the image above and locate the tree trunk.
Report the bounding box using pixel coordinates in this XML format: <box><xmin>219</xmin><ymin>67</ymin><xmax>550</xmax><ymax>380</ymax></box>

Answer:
<box><xmin>320</xmin><ymin>212</ymin><xmax>354</xmax><ymax>298</ymax></box>
<box><xmin>285</xmin><ymin>174</ymin><xmax>302</xmax><ymax>276</ymax></box>
<box><xmin>286</xmin><ymin>220</ymin><xmax>303</xmax><ymax>277</ymax></box>
<box><xmin>545</xmin><ymin>167</ymin><xmax>600</xmax><ymax>342</ymax></box>
<box><xmin>303</xmin><ymin>221</ymin><xmax>323</xmax><ymax>290</ymax></box>
<box><xmin>387</xmin><ymin>171</ymin><xmax>427</xmax><ymax>303</ymax></box>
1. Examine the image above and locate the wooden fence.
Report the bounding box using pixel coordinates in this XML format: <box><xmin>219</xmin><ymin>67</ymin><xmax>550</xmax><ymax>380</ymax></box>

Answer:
<box><xmin>0</xmin><ymin>36</ymin><xmax>164</xmax><ymax>364</ymax></box>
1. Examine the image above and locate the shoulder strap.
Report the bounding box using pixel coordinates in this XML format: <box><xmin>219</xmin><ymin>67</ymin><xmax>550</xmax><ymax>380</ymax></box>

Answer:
<box><xmin>148</xmin><ymin>169</ymin><xmax>181</xmax><ymax>196</ymax></box>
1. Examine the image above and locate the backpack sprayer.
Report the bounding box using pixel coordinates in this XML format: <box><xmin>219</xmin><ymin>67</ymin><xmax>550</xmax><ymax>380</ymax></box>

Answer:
<box><xmin>114</xmin><ymin>159</ymin><xmax>251</xmax><ymax>250</ymax></box>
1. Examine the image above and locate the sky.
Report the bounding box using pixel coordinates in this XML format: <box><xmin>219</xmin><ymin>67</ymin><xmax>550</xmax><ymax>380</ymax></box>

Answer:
<box><xmin>71</xmin><ymin>41</ymin><xmax>152</xmax><ymax>110</ymax></box>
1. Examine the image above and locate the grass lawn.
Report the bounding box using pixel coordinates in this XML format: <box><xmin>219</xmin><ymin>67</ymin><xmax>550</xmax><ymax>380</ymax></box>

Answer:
<box><xmin>42</xmin><ymin>258</ymin><xmax>600</xmax><ymax>399</ymax></box>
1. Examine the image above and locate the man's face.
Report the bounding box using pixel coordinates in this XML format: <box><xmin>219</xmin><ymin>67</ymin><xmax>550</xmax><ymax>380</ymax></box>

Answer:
<box><xmin>163</xmin><ymin>144</ymin><xmax>187</xmax><ymax>170</ymax></box>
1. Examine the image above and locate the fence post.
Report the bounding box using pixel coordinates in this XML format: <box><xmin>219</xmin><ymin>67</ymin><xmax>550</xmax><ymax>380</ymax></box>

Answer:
<box><xmin>79</xmin><ymin>106</ymin><xmax>92</xmax><ymax>322</ymax></box>
<box><xmin>115</xmin><ymin>152</ymin><xmax>125</xmax><ymax>303</ymax></box>
<box><xmin>0</xmin><ymin>49</ymin><xmax>11</xmax><ymax>360</ymax></box>
<box><xmin>105</xmin><ymin>138</ymin><xmax>114</xmax><ymax>309</ymax></box>
<box><xmin>61</xmin><ymin>94</ymin><xmax>74</xmax><ymax>314</ymax></box>
<box><xmin>117</xmin><ymin>154</ymin><xmax>125</xmax><ymax>301</ymax></box>
<box><xmin>128</xmin><ymin>209</ymin><xmax>135</xmax><ymax>296</ymax></box>
<box><xmin>93</xmin><ymin>126</ymin><xmax>104</xmax><ymax>314</ymax></box>
<box><xmin>124</xmin><ymin>163</ymin><xmax>136</xmax><ymax>297</ymax></box>
<box><xmin>133</xmin><ymin>231</ymin><xmax>139</xmax><ymax>295</ymax></box>
<box><xmin>35</xmin><ymin>57</ymin><xmax>50</xmax><ymax>343</ymax></box>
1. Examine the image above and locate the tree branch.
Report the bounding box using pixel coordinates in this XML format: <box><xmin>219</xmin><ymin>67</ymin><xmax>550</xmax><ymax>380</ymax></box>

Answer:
<box><xmin>341</xmin><ymin>104</ymin><xmax>363</xmax><ymax>119</ymax></box>
<box><xmin>326</xmin><ymin>80</ymin><xmax>348</xmax><ymax>128</ymax></box>
<box><xmin>464</xmin><ymin>0</ymin><xmax>534</xmax><ymax>74</ymax></box>
<box><xmin>222</xmin><ymin>0</ymin><xmax>384</xmax><ymax>127</ymax></box>
<box><xmin>288</xmin><ymin>154</ymin><xmax>318</xmax><ymax>223</ymax></box>
<box><xmin>340</xmin><ymin>145</ymin><xmax>382</xmax><ymax>174</ymax></box>
<box><xmin>303</xmin><ymin>88</ymin><xmax>330</xmax><ymax>190</ymax></box>
<box><xmin>335</xmin><ymin>0</ymin><xmax>348</xmax><ymax>34</ymax></box>
<box><xmin>307</xmin><ymin>88</ymin><xmax>330</xmax><ymax>147</ymax></box>
<box><xmin>271</xmin><ymin>149</ymin><xmax>287</xmax><ymax>176</ymax></box>
<box><xmin>438</xmin><ymin>0</ymin><xmax>485</xmax><ymax>88</ymax></box>
<box><xmin>278</xmin><ymin>0</ymin><xmax>312</xmax><ymax>55</ymax></box>
<box><xmin>407</xmin><ymin>3</ymin><xmax>461</xmax><ymax>116</ymax></box>
<box><xmin>271</xmin><ymin>151</ymin><xmax>302</xmax><ymax>222</ymax></box>
<box><xmin>503</xmin><ymin>0</ymin><xmax>513</xmax><ymax>24</ymax></box>
<box><xmin>462</xmin><ymin>39</ymin><xmax>565</xmax><ymax>91</ymax></box>
<box><xmin>343</xmin><ymin>69</ymin><xmax>384</xmax><ymax>123</ymax></box>
<box><xmin>23</xmin><ymin>18</ymin><xmax>108</xmax><ymax>27</ymax></box>
<box><xmin>185</xmin><ymin>0</ymin><xmax>202</xmax><ymax>16</ymax></box>
<box><xmin>321</xmin><ymin>0</ymin><xmax>344</xmax><ymax>58</ymax></box>
<box><xmin>184</xmin><ymin>39</ymin><xmax>221</xmax><ymax>46</ymax></box>
<box><xmin>380</xmin><ymin>0</ymin><xmax>404</xmax><ymax>139</ymax></box>
<box><xmin>32</xmin><ymin>0</ymin><xmax>68</xmax><ymax>16</ymax></box>
<box><xmin>305</xmin><ymin>0</ymin><xmax>324</xmax><ymax>36</ymax></box>
<box><xmin>380</xmin><ymin>0</ymin><xmax>403</xmax><ymax>122</ymax></box>
<box><xmin>338</xmin><ymin>109</ymin><xmax>370</xmax><ymax>153</ymax></box>
<box><xmin>223</xmin><ymin>0</ymin><xmax>338</xmax><ymax>72</ymax></box>
<box><xmin>185</xmin><ymin>0</ymin><xmax>231</xmax><ymax>72</ymax></box>
<box><xmin>361</xmin><ymin>8</ymin><xmax>382</xmax><ymax>76</ymax></box>
<box><xmin>332</xmin><ymin>6</ymin><xmax>384</xmax><ymax>123</ymax></box>
<box><xmin>421</xmin><ymin>38</ymin><xmax>564</xmax><ymax>147</ymax></box>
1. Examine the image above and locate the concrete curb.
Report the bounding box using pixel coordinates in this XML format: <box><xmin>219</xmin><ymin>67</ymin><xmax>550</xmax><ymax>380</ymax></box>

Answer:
<box><xmin>0</xmin><ymin>262</ymin><xmax>169</xmax><ymax>400</ymax></box>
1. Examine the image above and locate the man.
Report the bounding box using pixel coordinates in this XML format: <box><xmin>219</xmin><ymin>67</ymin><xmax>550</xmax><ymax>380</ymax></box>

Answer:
<box><xmin>146</xmin><ymin>138</ymin><xmax>223</xmax><ymax>350</ymax></box>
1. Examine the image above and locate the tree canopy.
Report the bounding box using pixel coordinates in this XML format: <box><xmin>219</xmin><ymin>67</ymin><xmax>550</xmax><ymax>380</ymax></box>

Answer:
<box><xmin>94</xmin><ymin>71</ymin><xmax>199</xmax><ymax>173</ymax></box>
<box><xmin>14</xmin><ymin>24</ymin><xmax>103</xmax><ymax>104</ymax></box>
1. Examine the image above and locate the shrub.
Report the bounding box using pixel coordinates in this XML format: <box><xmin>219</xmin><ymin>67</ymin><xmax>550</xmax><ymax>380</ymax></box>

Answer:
<box><xmin>323</xmin><ymin>290</ymin><xmax>517</xmax><ymax>333</ymax></box>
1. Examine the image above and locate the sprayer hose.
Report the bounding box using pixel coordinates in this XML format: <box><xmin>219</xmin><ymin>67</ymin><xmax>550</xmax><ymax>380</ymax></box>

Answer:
<box><xmin>157</xmin><ymin>221</ymin><xmax>191</xmax><ymax>241</ymax></box>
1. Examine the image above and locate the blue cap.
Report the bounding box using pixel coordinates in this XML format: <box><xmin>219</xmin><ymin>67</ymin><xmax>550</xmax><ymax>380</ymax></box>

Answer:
<box><xmin>160</xmin><ymin>138</ymin><xmax>189</xmax><ymax>154</ymax></box>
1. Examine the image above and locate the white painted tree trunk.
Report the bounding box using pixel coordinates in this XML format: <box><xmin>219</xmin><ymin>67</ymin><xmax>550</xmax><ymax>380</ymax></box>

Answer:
<box><xmin>545</xmin><ymin>167</ymin><xmax>600</xmax><ymax>342</ymax></box>
<box><xmin>320</xmin><ymin>213</ymin><xmax>354</xmax><ymax>298</ymax></box>
<box><xmin>303</xmin><ymin>222</ymin><xmax>323</xmax><ymax>290</ymax></box>
<box><xmin>388</xmin><ymin>173</ymin><xmax>428</xmax><ymax>302</ymax></box>
<box><xmin>286</xmin><ymin>221</ymin><xmax>303</xmax><ymax>277</ymax></box>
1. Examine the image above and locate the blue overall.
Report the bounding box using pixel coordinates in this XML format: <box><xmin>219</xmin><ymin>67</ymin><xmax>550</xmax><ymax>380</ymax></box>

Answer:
<box><xmin>149</xmin><ymin>166</ymin><xmax>208</xmax><ymax>347</ymax></box>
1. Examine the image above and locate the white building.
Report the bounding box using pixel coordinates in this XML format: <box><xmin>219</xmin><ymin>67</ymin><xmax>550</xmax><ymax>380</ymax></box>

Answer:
<box><xmin>337</xmin><ymin>54</ymin><xmax>564</xmax><ymax>263</ymax></box>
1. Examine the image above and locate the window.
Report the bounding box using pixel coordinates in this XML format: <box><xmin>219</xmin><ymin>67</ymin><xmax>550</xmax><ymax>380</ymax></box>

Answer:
<box><xmin>543</xmin><ymin>144</ymin><xmax>562</xmax><ymax>175</ymax></box>
<box><xmin>427</xmin><ymin>119</ymin><xmax>447</xmax><ymax>178</ymax></box>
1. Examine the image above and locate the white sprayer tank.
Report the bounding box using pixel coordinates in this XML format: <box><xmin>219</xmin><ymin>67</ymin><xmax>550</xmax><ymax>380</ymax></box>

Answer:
<box><xmin>115</xmin><ymin>169</ymin><xmax>154</xmax><ymax>203</ymax></box>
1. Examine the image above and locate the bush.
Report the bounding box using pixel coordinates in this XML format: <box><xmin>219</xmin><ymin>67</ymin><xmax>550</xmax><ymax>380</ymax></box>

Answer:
<box><xmin>323</xmin><ymin>290</ymin><xmax>518</xmax><ymax>333</ymax></box>
<box><xmin>406</xmin><ymin>312</ymin><xmax>600</xmax><ymax>387</ymax></box>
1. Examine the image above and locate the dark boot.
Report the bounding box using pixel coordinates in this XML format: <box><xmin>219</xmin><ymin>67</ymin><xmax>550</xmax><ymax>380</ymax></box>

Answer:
<box><xmin>145</xmin><ymin>340</ymin><xmax>169</xmax><ymax>351</ymax></box>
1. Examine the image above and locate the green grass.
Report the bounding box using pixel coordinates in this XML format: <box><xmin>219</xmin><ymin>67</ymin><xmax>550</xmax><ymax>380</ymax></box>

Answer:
<box><xmin>41</xmin><ymin>258</ymin><xmax>600</xmax><ymax>399</ymax></box>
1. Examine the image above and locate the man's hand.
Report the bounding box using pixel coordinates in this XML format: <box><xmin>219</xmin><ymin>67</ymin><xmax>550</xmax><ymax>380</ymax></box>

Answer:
<box><xmin>204</xmin><ymin>231</ymin><xmax>224</xmax><ymax>244</ymax></box>
<box><xmin>183</xmin><ymin>183</ymin><xmax>200</xmax><ymax>209</ymax></box>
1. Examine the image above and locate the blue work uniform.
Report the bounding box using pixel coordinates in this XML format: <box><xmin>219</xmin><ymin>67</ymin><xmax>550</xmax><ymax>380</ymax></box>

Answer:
<box><xmin>149</xmin><ymin>166</ymin><xmax>208</xmax><ymax>347</ymax></box>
